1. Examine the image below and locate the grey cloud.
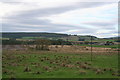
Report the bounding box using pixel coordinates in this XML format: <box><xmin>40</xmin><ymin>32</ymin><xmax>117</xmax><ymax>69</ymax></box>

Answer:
<box><xmin>0</xmin><ymin>0</ymin><xmax>18</xmax><ymax>2</ymax></box>
<box><xmin>83</xmin><ymin>21</ymin><xmax>117</xmax><ymax>30</ymax></box>
<box><xmin>4</xmin><ymin>2</ymin><xmax>108</xmax><ymax>19</ymax></box>
<box><xmin>3</xmin><ymin>21</ymin><xmax>116</xmax><ymax>38</ymax></box>
<box><xmin>2</xmin><ymin>2</ymin><xmax>109</xmax><ymax>29</ymax></box>
<box><xmin>2</xmin><ymin>19</ymin><xmax>91</xmax><ymax>33</ymax></box>
<box><xmin>2</xmin><ymin>22</ymin><xmax>82</xmax><ymax>32</ymax></box>
<box><xmin>84</xmin><ymin>22</ymin><xmax>116</xmax><ymax>26</ymax></box>
<box><xmin>2</xmin><ymin>1</ymin><xmax>115</xmax><ymax>38</ymax></box>
<box><xmin>2</xmin><ymin>2</ymin><xmax>109</xmax><ymax>32</ymax></box>
<box><xmin>16</xmin><ymin>19</ymin><xmax>52</xmax><ymax>25</ymax></box>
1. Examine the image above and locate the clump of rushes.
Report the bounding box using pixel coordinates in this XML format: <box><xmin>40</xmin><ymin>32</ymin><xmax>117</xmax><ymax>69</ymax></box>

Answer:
<box><xmin>24</xmin><ymin>67</ymin><xmax>31</xmax><ymax>72</ymax></box>
<box><xmin>55</xmin><ymin>61</ymin><xmax>58</xmax><ymax>64</ymax></box>
<box><xmin>41</xmin><ymin>59</ymin><xmax>44</xmax><ymax>62</ymax></box>
<box><xmin>84</xmin><ymin>62</ymin><xmax>91</xmax><ymax>66</ymax></box>
<box><xmin>112</xmin><ymin>70</ymin><xmax>120</xmax><ymax>76</ymax></box>
<box><xmin>92</xmin><ymin>67</ymin><xmax>99</xmax><ymax>71</ymax></box>
<box><xmin>87</xmin><ymin>62</ymin><xmax>92</xmax><ymax>65</ymax></box>
<box><xmin>34</xmin><ymin>63</ymin><xmax>41</xmax><ymax>68</ymax></box>
<box><xmin>67</xmin><ymin>61</ymin><xmax>72</xmax><ymax>64</ymax></box>
<box><xmin>3</xmin><ymin>69</ymin><xmax>14</xmax><ymax>75</ymax></box>
<box><xmin>103</xmin><ymin>68</ymin><xmax>107</xmax><ymax>71</ymax></box>
<box><xmin>2</xmin><ymin>65</ymin><xmax>6</xmax><ymax>68</ymax></box>
<box><xmin>118</xmin><ymin>74</ymin><xmax>120</xmax><ymax>76</ymax></box>
<box><xmin>43</xmin><ymin>66</ymin><xmax>49</xmax><ymax>71</ymax></box>
<box><xmin>47</xmin><ymin>67</ymin><xmax>52</xmax><ymax>72</ymax></box>
<box><xmin>80</xmin><ymin>64</ymin><xmax>89</xmax><ymax>69</ymax></box>
<box><xmin>53</xmin><ymin>66</ymin><xmax>57</xmax><ymax>69</ymax></box>
<box><xmin>50</xmin><ymin>61</ymin><xmax>53</xmax><ymax>64</ymax></box>
<box><xmin>84</xmin><ymin>62</ymin><xmax>88</xmax><ymax>65</ymax></box>
<box><xmin>76</xmin><ymin>66</ymin><xmax>80</xmax><ymax>69</ymax></box>
<box><xmin>86</xmin><ymin>66</ymin><xmax>91</xmax><ymax>69</ymax></box>
<box><xmin>79</xmin><ymin>57</ymin><xmax>82</xmax><ymax>59</ymax></box>
<box><xmin>112</xmin><ymin>73</ymin><xmax>118</xmax><ymax>76</ymax></box>
<box><xmin>35</xmin><ymin>71</ymin><xmax>42</xmax><ymax>74</ymax></box>
<box><xmin>55</xmin><ymin>45</ymin><xmax>58</xmax><ymax>48</ymax></box>
<box><xmin>109</xmin><ymin>68</ymin><xmax>113</xmax><ymax>71</ymax></box>
<box><xmin>43</xmin><ymin>66</ymin><xmax>53</xmax><ymax>72</ymax></box>
<box><xmin>76</xmin><ymin>61</ymin><xmax>80</xmax><ymax>64</ymax></box>
<box><xmin>10</xmin><ymin>75</ymin><xmax>16</xmax><ymax>80</ymax></box>
<box><xmin>95</xmin><ymin>69</ymin><xmax>104</xmax><ymax>74</ymax></box>
<box><xmin>65</xmin><ymin>56</ymin><xmax>69</xmax><ymax>59</ymax></box>
<box><xmin>46</xmin><ymin>58</ymin><xmax>50</xmax><ymax>60</ymax></box>
<box><xmin>31</xmin><ymin>62</ymin><xmax>36</xmax><ymax>65</ymax></box>
<box><xmin>37</xmin><ymin>63</ymin><xmax>41</xmax><ymax>66</ymax></box>
<box><xmin>3</xmin><ymin>69</ymin><xmax>9</xmax><ymax>74</ymax></box>
<box><xmin>60</xmin><ymin>63</ymin><xmax>66</xmax><ymax>67</ymax></box>
<box><xmin>11</xmin><ymin>63</ymin><xmax>18</xmax><ymax>66</ymax></box>
<box><xmin>79</xmin><ymin>70</ymin><xmax>87</xmax><ymax>75</ymax></box>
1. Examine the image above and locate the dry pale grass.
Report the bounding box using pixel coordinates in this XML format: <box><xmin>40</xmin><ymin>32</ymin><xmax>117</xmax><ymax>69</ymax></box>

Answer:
<box><xmin>49</xmin><ymin>45</ymin><xmax>118</xmax><ymax>54</ymax></box>
<box><xmin>2</xmin><ymin>45</ymin><xmax>118</xmax><ymax>55</ymax></box>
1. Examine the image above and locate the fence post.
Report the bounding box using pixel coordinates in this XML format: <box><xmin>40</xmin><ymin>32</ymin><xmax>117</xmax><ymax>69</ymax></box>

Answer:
<box><xmin>91</xmin><ymin>36</ymin><xmax>93</xmax><ymax>61</ymax></box>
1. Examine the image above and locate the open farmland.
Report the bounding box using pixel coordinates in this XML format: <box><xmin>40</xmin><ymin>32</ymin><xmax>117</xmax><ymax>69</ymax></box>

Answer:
<box><xmin>1</xmin><ymin>1</ymin><xmax>119</xmax><ymax>79</ymax></box>
<box><xmin>2</xmin><ymin>45</ymin><xmax>119</xmax><ymax>78</ymax></box>
<box><xmin>2</xmin><ymin>45</ymin><xmax>119</xmax><ymax>53</ymax></box>
<box><xmin>2</xmin><ymin>32</ymin><xmax>120</xmax><ymax>78</ymax></box>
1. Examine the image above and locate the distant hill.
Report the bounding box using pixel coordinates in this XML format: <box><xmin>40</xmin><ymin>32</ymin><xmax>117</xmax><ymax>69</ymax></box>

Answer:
<box><xmin>2</xmin><ymin>32</ymin><xmax>68</xmax><ymax>38</ymax></box>
<box><xmin>2</xmin><ymin>32</ymin><xmax>99</xmax><ymax>41</ymax></box>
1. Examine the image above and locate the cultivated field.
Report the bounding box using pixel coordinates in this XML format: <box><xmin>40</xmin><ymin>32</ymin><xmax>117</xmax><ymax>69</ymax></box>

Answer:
<box><xmin>2</xmin><ymin>45</ymin><xmax>119</xmax><ymax>78</ymax></box>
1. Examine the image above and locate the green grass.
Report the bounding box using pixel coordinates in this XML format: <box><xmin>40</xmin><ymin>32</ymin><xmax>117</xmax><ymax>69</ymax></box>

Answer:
<box><xmin>22</xmin><ymin>37</ymin><xmax>60</xmax><ymax>40</ymax></box>
<box><xmin>1</xmin><ymin>38</ymin><xmax>9</xmax><ymax>40</ymax></box>
<box><xmin>77</xmin><ymin>44</ymin><xmax>119</xmax><ymax>48</ymax></box>
<box><xmin>2</xmin><ymin>50</ymin><xmax>119</xmax><ymax>78</ymax></box>
<box><xmin>22</xmin><ymin>37</ymin><xmax>43</xmax><ymax>39</ymax></box>
<box><xmin>86</xmin><ymin>39</ymin><xmax>116</xmax><ymax>42</ymax></box>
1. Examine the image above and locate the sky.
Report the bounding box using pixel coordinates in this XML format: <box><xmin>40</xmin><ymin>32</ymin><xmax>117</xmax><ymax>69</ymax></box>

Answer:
<box><xmin>0</xmin><ymin>0</ymin><xmax>119</xmax><ymax>38</ymax></box>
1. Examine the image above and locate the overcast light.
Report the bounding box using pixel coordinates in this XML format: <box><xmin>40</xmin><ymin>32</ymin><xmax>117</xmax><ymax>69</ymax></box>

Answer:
<box><xmin>0</xmin><ymin>0</ymin><xmax>119</xmax><ymax>38</ymax></box>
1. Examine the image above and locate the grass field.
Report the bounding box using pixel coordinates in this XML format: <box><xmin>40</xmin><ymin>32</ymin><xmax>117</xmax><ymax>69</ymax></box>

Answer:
<box><xmin>86</xmin><ymin>39</ymin><xmax>116</xmax><ymax>42</ymax></box>
<box><xmin>77</xmin><ymin>44</ymin><xmax>119</xmax><ymax>49</ymax></box>
<box><xmin>2</xmin><ymin>50</ymin><xmax>119</xmax><ymax>78</ymax></box>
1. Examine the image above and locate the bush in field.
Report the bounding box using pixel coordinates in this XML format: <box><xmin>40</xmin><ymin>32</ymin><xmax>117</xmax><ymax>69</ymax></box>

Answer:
<box><xmin>2</xmin><ymin>39</ymin><xmax>22</xmax><ymax>45</ymax></box>
<box><xmin>35</xmin><ymin>39</ymin><xmax>51</xmax><ymax>50</ymax></box>
<box><xmin>84</xmin><ymin>41</ymin><xmax>89</xmax><ymax>44</ymax></box>
<box><xmin>51</xmin><ymin>39</ymin><xmax>72</xmax><ymax>45</ymax></box>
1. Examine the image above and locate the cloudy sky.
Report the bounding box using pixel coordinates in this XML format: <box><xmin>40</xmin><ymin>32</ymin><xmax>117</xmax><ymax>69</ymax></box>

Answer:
<box><xmin>0</xmin><ymin>0</ymin><xmax>119</xmax><ymax>38</ymax></box>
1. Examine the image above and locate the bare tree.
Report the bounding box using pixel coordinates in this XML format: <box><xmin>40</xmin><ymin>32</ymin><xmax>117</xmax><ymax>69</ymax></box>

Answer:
<box><xmin>35</xmin><ymin>39</ymin><xmax>51</xmax><ymax>51</ymax></box>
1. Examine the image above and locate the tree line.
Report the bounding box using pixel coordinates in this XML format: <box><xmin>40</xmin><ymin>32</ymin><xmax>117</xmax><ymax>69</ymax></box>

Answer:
<box><xmin>2</xmin><ymin>38</ymin><xmax>72</xmax><ymax>45</ymax></box>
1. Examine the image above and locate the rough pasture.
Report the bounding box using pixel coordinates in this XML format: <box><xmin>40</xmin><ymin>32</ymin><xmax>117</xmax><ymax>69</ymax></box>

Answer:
<box><xmin>2</xmin><ymin>45</ymin><xmax>118</xmax><ymax>53</ymax></box>
<box><xmin>2</xmin><ymin>50</ymin><xmax>119</xmax><ymax>78</ymax></box>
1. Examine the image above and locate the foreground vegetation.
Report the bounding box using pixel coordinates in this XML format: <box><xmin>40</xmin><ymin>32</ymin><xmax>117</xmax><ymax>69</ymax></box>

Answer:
<box><xmin>2</xmin><ymin>50</ymin><xmax>119</xmax><ymax>78</ymax></box>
